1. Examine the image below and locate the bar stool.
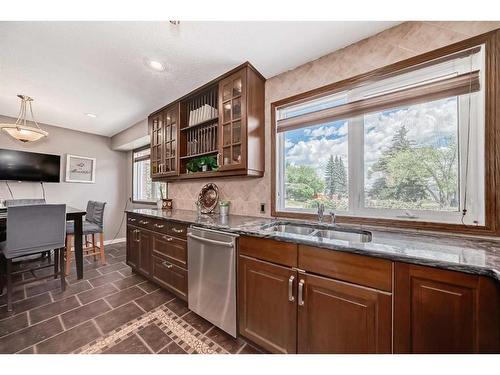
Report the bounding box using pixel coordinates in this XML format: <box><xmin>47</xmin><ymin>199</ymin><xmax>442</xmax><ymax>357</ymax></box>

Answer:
<box><xmin>65</xmin><ymin>201</ymin><xmax>106</xmax><ymax>275</ymax></box>
<box><xmin>0</xmin><ymin>204</ymin><xmax>66</xmax><ymax>312</ymax></box>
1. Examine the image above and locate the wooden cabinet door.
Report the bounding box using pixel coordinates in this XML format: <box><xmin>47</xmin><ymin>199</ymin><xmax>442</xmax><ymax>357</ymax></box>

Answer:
<box><xmin>238</xmin><ymin>255</ymin><xmax>297</xmax><ymax>353</ymax></box>
<box><xmin>298</xmin><ymin>273</ymin><xmax>392</xmax><ymax>353</ymax></box>
<box><xmin>218</xmin><ymin>68</ymin><xmax>247</xmax><ymax>171</ymax></box>
<box><xmin>126</xmin><ymin>225</ymin><xmax>139</xmax><ymax>269</ymax></box>
<box><xmin>161</xmin><ymin>104</ymin><xmax>179</xmax><ymax>176</ymax></box>
<box><xmin>137</xmin><ymin>230</ymin><xmax>152</xmax><ymax>276</ymax></box>
<box><xmin>394</xmin><ymin>263</ymin><xmax>500</xmax><ymax>353</ymax></box>
<box><xmin>149</xmin><ymin>112</ymin><xmax>163</xmax><ymax>177</ymax></box>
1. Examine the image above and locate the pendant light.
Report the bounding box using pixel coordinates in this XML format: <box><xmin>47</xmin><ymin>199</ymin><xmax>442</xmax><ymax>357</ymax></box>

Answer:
<box><xmin>0</xmin><ymin>94</ymin><xmax>48</xmax><ymax>142</ymax></box>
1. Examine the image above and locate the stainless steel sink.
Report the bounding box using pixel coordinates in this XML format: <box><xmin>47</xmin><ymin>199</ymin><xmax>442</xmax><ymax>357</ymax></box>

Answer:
<box><xmin>313</xmin><ymin>229</ymin><xmax>372</xmax><ymax>243</ymax></box>
<box><xmin>261</xmin><ymin>222</ymin><xmax>372</xmax><ymax>243</ymax></box>
<box><xmin>263</xmin><ymin>224</ymin><xmax>316</xmax><ymax>236</ymax></box>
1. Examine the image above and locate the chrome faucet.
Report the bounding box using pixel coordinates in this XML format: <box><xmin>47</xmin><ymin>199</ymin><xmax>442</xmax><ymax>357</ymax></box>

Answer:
<box><xmin>317</xmin><ymin>203</ymin><xmax>325</xmax><ymax>222</ymax></box>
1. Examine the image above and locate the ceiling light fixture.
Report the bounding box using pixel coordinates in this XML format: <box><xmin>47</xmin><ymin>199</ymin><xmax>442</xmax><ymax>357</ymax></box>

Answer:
<box><xmin>85</xmin><ymin>113</ymin><xmax>97</xmax><ymax>118</ymax></box>
<box><xmin>0</xmin><ymin>95</ymin><xmax>48</xmax><ymax>143</ymax></box>
<box><xmin>147</xmin><ymin>59</ymin><xmax>166</xmax><ymax>72</ymax></box>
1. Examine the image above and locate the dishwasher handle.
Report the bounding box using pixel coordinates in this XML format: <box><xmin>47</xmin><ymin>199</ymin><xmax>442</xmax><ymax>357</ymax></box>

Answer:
<box><xmin>187</xmin><ymin>232</ymin><xmax>235</xmax><ymax>248</ymax></box>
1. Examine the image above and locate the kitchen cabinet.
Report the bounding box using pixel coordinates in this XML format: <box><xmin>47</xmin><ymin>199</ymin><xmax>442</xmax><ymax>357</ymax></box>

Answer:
<box><xmin>126</xmin><ymin>225</ymin><xmax>152</xmax><ymax>276</ymax></box>
<box><xmin>150</xmin><ymin>104</ymin><xmax>179</xmax><ymax>178</ymax></box>
<box><xmin>126</xmin><ymin>225</ymin><xmax>139</xmax><ymax>269</ymax></box>
<box><xmin>237</xmin><ymin>237</ymin><xmax>392</xmax><ymax>354</ymax></box>
<box><xmin>126</xmin><ymin>214</ymin><xmax>188</xmax><ymax>300</ymax></box>
<box><xmin>149</xmin><ymin>62</ymin><xmax>265</xmax><ymax>181</ymax></box>
<box><xmin>218</xmin><ymin>69</ymin><xmax>246</xmax><ymax>171</ymax></box>
<box><xmin>238</xmin><ymin>255</ymin><xmax>297</xmax><ymax>354</ymax></box>
<box><xmin>137</xmin><ymin>230</ymin><xmax>152</xmax><ymax>276</ymax></box>
<box><xmin>298</xmin><ymin>273</ymin><xmax>391</xmax><ymax>353</ymax></box>
<box><xmin>394</xmin><ymin>262</ymin><xmax>500</xmax><ymax>353</ymax></box>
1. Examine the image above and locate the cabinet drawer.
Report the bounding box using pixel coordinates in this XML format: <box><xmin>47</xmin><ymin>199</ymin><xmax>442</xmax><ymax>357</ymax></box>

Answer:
<box><xmin>152</xmin><ymin>233</ymin><xmax>187</xmax><ymax>268</ymax></box>
<box><xmin>152</xmin><ymin>256</ymin><xmax>188</xmax><ymax>301</ymax></box>
<box><xmin>298</xmin><ymin>245</ymin><xmax>392</xmax><ymax>292</ymax></box>
<box><xmin>239</xmin><ymin>236</ymin><xmax>297</xmax><ymax>267</ymax></box>
<box><xmin>127</xmin><ymin>215</ymin><xmax>157</xmax><ymax>231</ymax></box>
<box><xmin>166</xmin><ymin>222</ymin><xmax>188</xmax><ymax>239</ymax></box>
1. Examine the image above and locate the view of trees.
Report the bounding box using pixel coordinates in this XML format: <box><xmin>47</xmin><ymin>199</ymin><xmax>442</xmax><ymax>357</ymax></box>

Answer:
<box><xmin>284</xmin><ymin>124</ymin><xmax>458</xmax><ymax>212</ymax></box>
<box><xmin>285</xmin><ymin>154</ymin><xmax>348</xmax><ymax>210</ymax></box>
<box><xmin>367</xmin><ymin>125</ymin><xmax>458</xmax><ymax>211</ymax></box>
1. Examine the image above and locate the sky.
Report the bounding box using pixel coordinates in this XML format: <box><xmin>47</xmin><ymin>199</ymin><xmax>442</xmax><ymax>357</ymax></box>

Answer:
<box><xmin>283</xmin><ymin>96</ymin><xmax>459</xmax><ymax>188</ymax></box>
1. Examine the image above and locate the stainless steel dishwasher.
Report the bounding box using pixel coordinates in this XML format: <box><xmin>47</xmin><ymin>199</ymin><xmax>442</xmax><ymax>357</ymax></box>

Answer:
<box><xmin>187</xmin><ymin>226</ymin><xmax>239</xmax><ymax>337</ymax></box>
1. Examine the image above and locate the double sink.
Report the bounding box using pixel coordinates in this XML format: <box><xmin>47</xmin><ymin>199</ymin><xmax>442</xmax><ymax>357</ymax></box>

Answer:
<box><xmin>260</xmin><ymin>222</ymin><xmax>372</xmax><ymax>243</ymax></box>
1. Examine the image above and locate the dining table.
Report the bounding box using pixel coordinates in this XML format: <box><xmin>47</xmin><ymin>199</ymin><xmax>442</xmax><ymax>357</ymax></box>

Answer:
<box><xmin>0</xmin><ymin>205</ymin><xmax>87</xmax><ymax>280</ymax></box>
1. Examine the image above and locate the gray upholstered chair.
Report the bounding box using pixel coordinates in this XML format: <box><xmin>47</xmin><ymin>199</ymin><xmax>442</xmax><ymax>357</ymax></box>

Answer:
<box><xmin>0</xmin><ymin>204</ymin><xmax>66</xmax><ymax>312</ymax></box>
<box><xmin>65</xmin><ymin>201</ymin><xmax>106</xmax><ymax>275</ymax></box>
<box><xmin>5</xmin><ymin>199</ymin><xmax>50</xmax><ymax>259</ymax></box>
<box><xmin>5</xmin><ymin>199</ymin><xmax>46</xmax><ymax>207</ymax></box>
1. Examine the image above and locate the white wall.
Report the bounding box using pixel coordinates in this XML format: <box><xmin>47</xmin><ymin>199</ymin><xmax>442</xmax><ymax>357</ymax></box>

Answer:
<box><xmin>0</xmin><ymin>114</ymin><xmax>129</xmax><ymax>240</ymax></box>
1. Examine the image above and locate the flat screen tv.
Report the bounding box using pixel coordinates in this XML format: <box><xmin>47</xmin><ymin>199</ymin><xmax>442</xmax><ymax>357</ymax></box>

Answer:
<box><xmin>0</xmin><ymin>149</ymin><xmax>61</xmax><ymax>182</ymax></box>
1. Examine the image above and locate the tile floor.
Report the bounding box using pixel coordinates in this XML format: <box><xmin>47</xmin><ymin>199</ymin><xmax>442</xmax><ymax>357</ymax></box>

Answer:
<box><xmin>0</xmin><ymin>243</ymin><xmax>264</xmax><ymax>354</ymax></box>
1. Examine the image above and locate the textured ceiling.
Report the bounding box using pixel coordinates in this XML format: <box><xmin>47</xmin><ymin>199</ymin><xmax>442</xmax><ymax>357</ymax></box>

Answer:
<box><xmin>0</xmin><ymin>21</ymin><xmax>400</xmax><ymax>136</ymax></box>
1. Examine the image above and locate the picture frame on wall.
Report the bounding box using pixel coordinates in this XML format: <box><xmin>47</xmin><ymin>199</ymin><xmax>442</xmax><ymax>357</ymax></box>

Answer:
<box><xmin>65</xmin><ymin>154</ymin><xmax>96</xmax><ymax>183</ymax></box>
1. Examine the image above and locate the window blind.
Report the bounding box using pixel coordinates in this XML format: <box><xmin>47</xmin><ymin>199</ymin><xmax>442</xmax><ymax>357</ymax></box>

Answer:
<box><xmin>277</xmin><ymin>70</ymin><xmax>480</xmax><ymax>133</ymax></box>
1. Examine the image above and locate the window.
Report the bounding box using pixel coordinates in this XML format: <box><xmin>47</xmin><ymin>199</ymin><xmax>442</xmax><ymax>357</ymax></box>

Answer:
<box><xmin>275</xmin><ymin>45</ymin><xmax>485</xmax><ymax>225</ymax></box>
<box><xmin>132</xmin><ymin>147</ymin><xmax>164</xmax><ymax>203</ymax></box>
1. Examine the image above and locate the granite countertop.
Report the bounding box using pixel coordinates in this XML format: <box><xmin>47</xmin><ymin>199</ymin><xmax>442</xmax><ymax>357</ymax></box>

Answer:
<box><xmin>126</xmin><ymin>208</ymin><xmax>500</xmax><ymax>282</ymax></box>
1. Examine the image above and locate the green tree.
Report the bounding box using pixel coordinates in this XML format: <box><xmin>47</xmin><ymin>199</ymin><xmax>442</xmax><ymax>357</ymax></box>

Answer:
<box><xmin>324</xmin><ymin>155</ymin><xmax>335</xmax><ymax>198</ymax></box>
<box><xmin>369</xmin><ymin>125</ymin><xmax>427</xmax><ymax>203</ymax></box>
<box><xmin>324</xmin><ymin>155</ymin><xmax>347</xmax><ymax>198</ymax></box>
<box><xmin>335</xmin><ymin>156</ymin><xmax>347</xmax><ymax>197</ymax></box>
<box><xmin>286</xmin><ymin>164</ymin><xmax>325</xmax><ymax>202</ymax></box>
<box><xmin>368</xmin><ymin>125</ymin><xmax>458</xmax><ymax>209</ymax></box>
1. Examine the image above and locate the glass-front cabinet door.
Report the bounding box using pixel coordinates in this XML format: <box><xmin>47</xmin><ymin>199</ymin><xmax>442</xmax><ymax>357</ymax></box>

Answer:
<box><xmin>218</xmin><ymin>69</ymin><xmax>246</xmax><ymax>171</ymax></box>
<box><xmin>161</xmin><ymin>104</ymin><xmax>178</xmax><ymax>176</ymax></box>
<box><xmin>149</xmin><ymin>104</ymin><xmax>179</xmax><ymax>178</ymax></box>
<box><xmin>150</xmin><ymin>112</ymin><xmax>163</xmax><ymax>177</ymax></box>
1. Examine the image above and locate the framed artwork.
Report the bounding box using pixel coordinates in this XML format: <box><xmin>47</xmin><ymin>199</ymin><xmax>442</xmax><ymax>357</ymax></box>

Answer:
<box><xmin>65</xmin><ymin>154</ymin><xmax>96</xmax><ymax>183</ymax></box>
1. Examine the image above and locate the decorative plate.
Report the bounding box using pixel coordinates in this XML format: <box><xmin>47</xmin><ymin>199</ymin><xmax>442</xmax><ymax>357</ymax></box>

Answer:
<box><xmin>197</xmin><ymin>183</ymin><xmax>219</xmax><ymax>214</ymax></box>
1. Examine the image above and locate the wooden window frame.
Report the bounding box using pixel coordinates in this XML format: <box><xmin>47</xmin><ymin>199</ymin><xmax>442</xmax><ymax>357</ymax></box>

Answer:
<box><xmin>270</xmin><ymin>29</ymin><xmax>500</xmax><ymax>236</ymax></box>
<box><xmin>132</xmin><ymin>145</ymin><xmax>157</xmax><ymax>205</ymax></box>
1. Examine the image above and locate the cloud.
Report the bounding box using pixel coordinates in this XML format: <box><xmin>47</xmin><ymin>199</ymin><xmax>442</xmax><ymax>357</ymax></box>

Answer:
<box><xmin>300</xmin><ymin>121</ymin><xmax>348</xmax><ymax>139</ymax></box>
<box><xmin>286</xmin><ymin>137</ymin><xmax>348</xmax><ymax>177</ymax></box>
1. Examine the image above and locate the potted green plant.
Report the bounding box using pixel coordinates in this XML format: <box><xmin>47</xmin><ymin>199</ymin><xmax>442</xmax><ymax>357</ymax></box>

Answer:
<box><xmin>186</xmin><ymin>159</ymin><xmax>199</xmax><ymax>173</ymax></box>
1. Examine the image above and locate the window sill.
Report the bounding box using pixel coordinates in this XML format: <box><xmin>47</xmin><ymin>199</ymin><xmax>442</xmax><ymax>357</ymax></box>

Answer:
<box><xmin>132</xmin><ymin>200</ymin><xmax>157</xmax><ymax>206</ymax></box>
<box><xmin>271</xmin><ymin>209</ymin><xmax>492</xmax><ymax>236</ymax></box>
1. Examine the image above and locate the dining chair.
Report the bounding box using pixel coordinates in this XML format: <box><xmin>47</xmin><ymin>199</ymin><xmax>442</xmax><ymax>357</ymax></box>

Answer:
<box><xmin>5</xmin><ymin>199</ymin><xmax>46</xmax><ymax>207</ymax></box>
<box><xmin>0</xmin><ymin>204</ymin><xmax>66</xmax><ymax>312</ymax></box>
<box><xmin>65</xmin><ymin>201</ymin><xmax>106</xmax><ymax>275</ymax></box>
<box><xmin>5</xmin><ymin>199</ymin><xmax>50</xmax><ymax>260</ymax></box>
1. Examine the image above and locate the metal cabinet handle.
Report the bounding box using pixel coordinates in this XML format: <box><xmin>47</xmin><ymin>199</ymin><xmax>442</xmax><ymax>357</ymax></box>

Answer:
<box><xmin>187</xmin><ymin>233</ymin><xmax>233</xmax><ymax>247</ymax></box>
<box><xmin>172</xmin><ymin>227</ymin><xmax>184</xmax><ymax>233</ymax></box>
<box><xmin>162</xmin><ymin>235</ymin><xmax>173</xmax><ymax>242</ymax></box>
<box><xmin>128</xmin><ymin>218</ymin><xmax>136</xmax><ymax>222</ymax></box>
<box><xmin>139</xmin><ymin>220</ymin><xmax>149</xmax><ymax>225</ymax></box>
<box><xmin>298</xmin><ymin>279</ymin><xmax>305</xmax><ymax>306</ymax></box>
<box><xmin>288</xmin><ymin>275</ymin><xmax>295</xmax><ymax>302</ymax></box>
<box><xmin>154</xmin><ymin>223</ymin><xmax>164</xmax><ymax>229</ymax></box>
<box><xmin>162</xmin><ymin>261</ymin><xmax>173</xmax><ymax>269</ymax></box>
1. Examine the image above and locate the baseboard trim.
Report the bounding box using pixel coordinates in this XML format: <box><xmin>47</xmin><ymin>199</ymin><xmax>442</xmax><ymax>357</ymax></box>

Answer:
<box><xmin>104</xmin><ymin>237</ymin><xmax>126</xmax><ymax>245</ymax></box>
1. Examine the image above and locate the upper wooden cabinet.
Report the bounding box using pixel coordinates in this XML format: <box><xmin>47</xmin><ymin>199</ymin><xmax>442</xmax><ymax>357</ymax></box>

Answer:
<box><xmin>149</xmin><ymin>63</ymin><xmax>265</xmax><ymax>181</ymax></box>
<box><xmin>150</xmin><ymin>104</ymin><xmax>179</xmax><ymax>178</ymax></box>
